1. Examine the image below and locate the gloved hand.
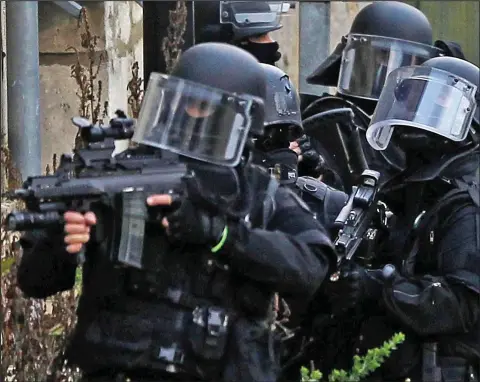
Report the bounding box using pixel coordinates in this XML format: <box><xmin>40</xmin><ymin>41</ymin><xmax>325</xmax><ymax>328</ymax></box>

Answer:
<box><xmin>326</xmin><ymin>262</ymin><xmax>384</xmax><ymax>315</ymax></box>
<box><xmin>290</xmin><ymin>135</ymin><xmax>325</xmax><ymax>177</ymax></box>
<box><xmin>162</xmin><ymin>198</ymin><xmax>227</xmax><ymax>248</ymax></box>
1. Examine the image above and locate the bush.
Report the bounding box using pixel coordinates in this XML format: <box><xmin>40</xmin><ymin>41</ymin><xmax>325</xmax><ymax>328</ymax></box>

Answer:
<box><xmin>300</xmin><ymin>332</ymin><xmax>405</xmax><ymax>382</ymax></box>
<box><xmin>1</xmin><ymin>199</ymin><xmax>83</xmax><ymax>382</ymax></box>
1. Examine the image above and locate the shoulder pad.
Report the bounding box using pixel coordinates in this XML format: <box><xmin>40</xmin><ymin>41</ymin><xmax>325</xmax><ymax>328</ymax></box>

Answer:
<box><xmin>296</xmin><ymin>176</ymin><xmax>329</xmax><ymax>201</ymax></box>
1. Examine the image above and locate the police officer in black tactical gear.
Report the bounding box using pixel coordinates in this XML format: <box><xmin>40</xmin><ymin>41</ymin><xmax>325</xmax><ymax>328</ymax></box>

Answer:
<box><xmin>301</xmin><ymin>1</ymin><xmax>464</xmax><ymax>193</ymax></box>
<box><xmin>253</xmin><ymin>63</ymin><xmax>309</xmax><ymax>186</ymax></box>
<box><xmin>194</xmin><ymin>1</ymin><xmax>324</xmax><ymax>178</ymax></box>
<box><xmin>17</xmin><ymin>43</ymin><xmax>337</xmax><ymax>382</ymax></box>
<box><xmin>256</xmin><ymin>64</ymin><xmax>352</xmax><ymax>366</ymax></box>
<box><xmin>194</xmin><ymin>1</ymin><xmax>284</xmax><ymax>66</ymax></box>
<box><xmin>305</xmin><ymin>1</ymin><xmax>441</xmax><ymax>114</ymax></box>
<box><xmin>257</xmin><ymin>63</ymin><xmax>349</xmax><ymax>234</ymax></box>
<box><xmin>325</xmin><ymin>56</ymin><xmax>480</xmax><ymax>382</ymax></box>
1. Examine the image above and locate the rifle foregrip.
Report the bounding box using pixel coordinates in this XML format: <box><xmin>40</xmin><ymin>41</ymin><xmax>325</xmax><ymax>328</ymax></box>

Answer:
<box><xmin>5</xmin><ymin>211</ymin><xmax>62</xmax><ymax>231</ymax></box>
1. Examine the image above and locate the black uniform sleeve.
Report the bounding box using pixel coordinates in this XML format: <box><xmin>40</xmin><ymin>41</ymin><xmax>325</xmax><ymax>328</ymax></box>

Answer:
<box><xmin>225</xmin><ymin>187</ymin><xmax>336</xmax><ymax>297</ymax></box>
<box><xmin>17</xmin><ymin>228</ymin><xmax>77</xmax><ymax>299</ymax></box>
<box><xmin>381</xmin><ymin>203</ymin><xmax>480</xmax><ymax>336</ymax></box>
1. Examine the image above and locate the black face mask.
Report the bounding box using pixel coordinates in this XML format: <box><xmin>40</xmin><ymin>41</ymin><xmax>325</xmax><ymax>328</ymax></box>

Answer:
<box><xmin>392</xmin><ymin>126</ymin><xmax>453</xmax><ymax>167</ymax></box>
<box><xmin>240</xmin><ymin>41</ymin><xmax>281</xmax><ymax>66</ymax></box>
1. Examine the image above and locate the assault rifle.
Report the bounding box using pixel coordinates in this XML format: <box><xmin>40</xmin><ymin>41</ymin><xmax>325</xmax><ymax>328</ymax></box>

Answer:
<box><xmin>329</xmin><ymin>169</ymin><xmax>390</xmax><ymax>281</ymax></box>
<box><xmin>5</xmin><ymin>116</ymin><xmax>188</xmax><ymax>270</ymax></box>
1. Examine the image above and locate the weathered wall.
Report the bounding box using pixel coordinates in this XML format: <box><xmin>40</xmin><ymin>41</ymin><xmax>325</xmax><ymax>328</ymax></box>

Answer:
<box><xmin>4</xmin><ymin>1</ymin><xmax>372</xmax><ymax>174</ymax></box>
<box><xmin>271</xmin><ymin>2</ymin><xmax>371</xmax><ymax>92</ymax></box>
<box><xmin>271</xmin><ymin>8</ymin><xmax>299</xmax><ymax>89</ymax></box>
<box><xmin>38</xmin><ymin>1</ymin><xmax>142</xmax><ymax>170</ymax></box>
<box><xmin>39</xmin><ymin>2</ymin><xmax>107</xmax><ymax>171</ymax></box>
<box><xmin>1</xmin><ymin>1</ymin><xmax>7</xmax><ymax>191</ymax></box>
<box><xmin>1</xmin><ymin>1</ymin><xmax>6</xmax><ymax>141</ymax></box>
<box><xmin>104</xmin><ymin>1</ymin><xmax>143</xmax><ymax>154</ymax></box>
<box><xmin>329</xmin><ymin>2</ymin><xmax>370</xmax><ymax>51</ymax></box>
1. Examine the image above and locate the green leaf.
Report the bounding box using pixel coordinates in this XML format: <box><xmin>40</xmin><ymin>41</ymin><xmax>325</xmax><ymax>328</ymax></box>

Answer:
<box><xmin>300</xmin><ymin>331</ymin><xmax>406</xmax><ymax>382</ymax></box>
<box><xmin>74</xmin><ymin>266</ymin><xmax>83</xmax><ymax>296</ymax></box>
<box><xmin>1</xmin><ymin>257</ymin><xmax>15</xmax><ymax>276</ymax></box>
<box><xmin>49</xmin><ymin>323</ymin><xmax>66</xmax><ymax>336</ymax></box>
<box><xmin>311</xmin><ymin>370</ymin><xmax>323</xmax><ymax>380</ymax></box>
<box><xmin>75</xmin><ymin>267</ymin><xmax>83</xmax><ymax>284</ymax></box>
<box><xmin>301</xmin><ymin>367</ymin><xmax>310</xmax><ymax>377</ymax></box>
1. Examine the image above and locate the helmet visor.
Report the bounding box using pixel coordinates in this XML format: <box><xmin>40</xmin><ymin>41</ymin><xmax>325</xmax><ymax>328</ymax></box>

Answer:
<box><xmin>220</xmin><ymin>1</ymin><xmax>284</xmax><ymax>31</ymax></box>
<box><xmin>366</xmin><ymin>65</ymin><xmax>478</xmax><ymax>151</ymax></box>
<box><xmin>132</xmin><ymin>73</ymin><xmax>262</xmax><ymax>167</ymax></box>
<box><xmin>338</xmin><ymin>34</ymin><xmax>442</xmax><ymax>101</ymax></box>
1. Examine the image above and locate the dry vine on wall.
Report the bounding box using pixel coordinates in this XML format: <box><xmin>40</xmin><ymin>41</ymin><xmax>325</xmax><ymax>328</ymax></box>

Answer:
<box><xmin>0</xmin><ymin>6</ymin><xmax>107</xmax><ymax>382</ymax></box>
<box><xmin>1</xmin><ymin>2</ymin><xmax>189</xmax><ymax>381</ymax></box>
<box><xmin>68</xmin><ymin>7</ymin><xmax>108</xmax><ymax>149</ymax></box>
<box><xmin>161</xmin><ymin>1</ymin><xmax>188</xmax><ymax>74</ymax></box>
<box><xmin>126</xmin><ymin>0</ymin><xmax>188</xmax><ymax>120</ymax></box>
<box><xmin>127</xmin><ymin>61</ymin><xmax>144</xmax><ymax>119</ymax></box>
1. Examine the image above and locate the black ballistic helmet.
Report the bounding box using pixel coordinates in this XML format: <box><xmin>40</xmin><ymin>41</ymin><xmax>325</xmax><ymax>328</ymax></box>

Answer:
<box><xmin>307</xmin><ymin>1</ymin><xmax>434</xmax><ymax>87</ymax></box>
<box><xmin>423</xmin><ymin>57</ymin><xmax>480</xmax><ymax>127</ymax></box>
<box><xmin>171</xmin><ymin>42</ymin><xmax>266</xmax><ymax>136</ymax></box>
<box><xmin>194</xmin><ymin>1</ymin><xmax>283</xmax><ymax>44</ymax></box>
<box><xmin>366</xmin><ymin>56</ymin><xmax>479</xmax><ymax>156</ymax></box>
<box><xmin>133</xmin><ymin>43</ymin><xmax>267</xmax><ymax>167</ymax></box>
<box><xmin>261</xmin><ymin>63</ymin><xmax>303</xmax><ymax>139</ymax></box>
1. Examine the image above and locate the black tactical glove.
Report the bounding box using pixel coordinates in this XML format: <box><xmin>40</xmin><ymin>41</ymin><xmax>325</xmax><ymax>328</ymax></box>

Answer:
<box><xmin>326</xmin><ymin>262</ymin><xmax>384</xmax><ymax>315</ymax></box>
<box><xmin>295</xmin><ymin>135</ymin><xmax>325</xmax><ymax>178</ymax></box>
<box><xmin>165</xmin><ymin>199</ymin><xmax>227</xmax><ymax>249</ymax></box>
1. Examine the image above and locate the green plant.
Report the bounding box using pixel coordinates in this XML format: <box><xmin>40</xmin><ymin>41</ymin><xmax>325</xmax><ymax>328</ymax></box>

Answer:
<box><xmin>1</xmin><ymin>151</ymin><xmax>82</xmax><ymax>381</ymax></box>
<box><xmin>300</xmin><ymin>332</ymin><xmax>405</xmax><ymax>382</ymax></box>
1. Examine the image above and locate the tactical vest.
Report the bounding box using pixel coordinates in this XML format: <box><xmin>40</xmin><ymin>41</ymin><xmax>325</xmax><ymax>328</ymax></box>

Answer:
<box><xmin>402</xmin><ymin>179</ymin><xmax>480</xmax><ymax>363</ymax></box>
<box><xmin>67</xmin><ymin>165</ymin><xmax>281</xmax><ymax>380</ymax></box>
<box><xmin>353</xmin><ymin>179</ymin><xmax>480</xmax><ymax>381</ymax></box>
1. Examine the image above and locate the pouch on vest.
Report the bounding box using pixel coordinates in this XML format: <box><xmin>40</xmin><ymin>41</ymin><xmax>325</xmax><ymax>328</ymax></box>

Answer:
<box><xmin>189</xmin><ymin>306</ymin><xmax>230</xmax><ymax>361</ymax></box>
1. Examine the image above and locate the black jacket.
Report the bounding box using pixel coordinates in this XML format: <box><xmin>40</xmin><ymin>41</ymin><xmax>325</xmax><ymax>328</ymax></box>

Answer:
<box><xmin>17</xmin><ymin>162</ymin><xmax>336</xmax><ymax>382</ymax></box>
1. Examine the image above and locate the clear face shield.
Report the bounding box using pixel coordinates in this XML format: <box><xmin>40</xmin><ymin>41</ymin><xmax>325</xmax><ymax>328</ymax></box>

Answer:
<box><xmin>338</xmin><ymin>34</ymin><xmax>442</xmax><ymax>101</ymax></box>
<box><xmin>219</xmin><ymin>1</ymin><xmax>285</xmax><ymax>36</ymax></box>
<box><xmin>132</xmin><ymin>73</ymin><xmax>264</xmax><ymax>167</ymax></box>
<box><xmin>366</xmin><ymin>66</ymin><xmax>478</xmax><ymax>151</ymax></box>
